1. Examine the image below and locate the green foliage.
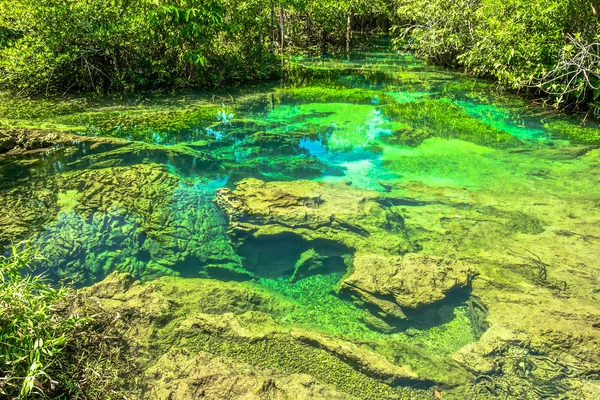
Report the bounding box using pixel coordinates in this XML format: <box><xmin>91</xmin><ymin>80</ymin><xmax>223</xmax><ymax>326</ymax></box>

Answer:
<box><xmin>0</xmin><ymin>0</ymin><xmax>151</xmax><ymax>94</ymax></box>
<box><xmin>0</xmin><ymin>0</ymin><xmax>393</xmax><ymax>94</ymax></box>
<box><xmin>0</xmin><ymin>244</ymin><xmax>70</xmax><ymax>397</ymax></box>
<box><xmin>394</xmin><ymin>0</ymin><xmax>600</xmax><ymax>115</ymax></box>
<box><xmin>0</xmin><ymin>243</ymin><xmax>133</xmax><ymax>399</ymax></box>
<box><xmin>395</xmin><ymin>0</ymin><xmax>479</xmax><ymax>66</ymax></box>
<box><xmin>0</xmin><ymin>0</ymin><xmax>277</xmax><ymax>94</ymax></box>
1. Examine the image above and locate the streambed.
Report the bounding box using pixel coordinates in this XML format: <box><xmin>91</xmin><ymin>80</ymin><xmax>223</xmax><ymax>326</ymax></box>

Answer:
<box><xmin>1</xmin><ymin>49</ymin><xmax>600</xmax><ymax>399</ymax></box>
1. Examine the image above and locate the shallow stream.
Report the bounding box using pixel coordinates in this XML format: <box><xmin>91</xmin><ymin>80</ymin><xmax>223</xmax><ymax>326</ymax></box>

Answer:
<box><xmin>2</xmin><ymin>48</ymin><xmax>600</xmax><ymax>398</ymax></box>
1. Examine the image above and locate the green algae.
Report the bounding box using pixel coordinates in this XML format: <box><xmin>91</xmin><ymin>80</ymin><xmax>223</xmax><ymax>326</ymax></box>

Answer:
<box><xmin>546</xmin><ymin>120</ymin><xmax>600</xmax><ymax>145</ymax></box>
<box><xmin>60</xmin><ymin>106</ymin><xmax>224</xmax><ymax>140</ymax></box>
<box><xmin>454</xmin><ymin>100</ymin><xmax>546</xmax><ymax>140</ymax></box>
<box><xmin>278</xmin><ymin>103</ymin><xmax>395</xmax><ymax>151</ymax></box>
<box><xmin>381</xmin><ymin>100</ymin><xmax>523</xmax><ymax>148</ymax></box>
<box><xmin>277</xmin><ymin>86</ymin><xmax>396</xmax><ymax>105</ymax></box>
<box><xmin>186</xmin><ymin>334</ymin><xmax>425</xmax><ymax>400</ymax></box>
<box><xmin>0</xmin><ymin>91</ymin><xmax>89</xmax><ymax>120</ymax></box>
<box><xmin>261</xmin><ymin>273</ymin><xmax>376</xmax><ymax>338</ymax></box>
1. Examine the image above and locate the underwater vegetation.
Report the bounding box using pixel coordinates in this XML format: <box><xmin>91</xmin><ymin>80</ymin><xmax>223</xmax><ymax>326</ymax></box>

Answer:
<box><xmin>1</xmin><ymin>50</ymin><xmax>600</xmax><ymax>399</ymax></box>
<box><xmin>546</xmin><ymin>120</ymin><xmax>600</xmax><ymax>145</ymax></box>
<box><xmin>381</xmin><ymin>100</ymin><xmax>524</xmax><ymax>148</ymax></box>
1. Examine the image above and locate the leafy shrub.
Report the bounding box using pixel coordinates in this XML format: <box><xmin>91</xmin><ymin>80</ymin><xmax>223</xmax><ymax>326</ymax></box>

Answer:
<box><xmin>0</xmin><ymin>0</ymin><xmax>278</xmax><ymax>94</ymax></box>
<box><xmin>394</xmin><ymin>0</ymin><xmax>600</xmax><ymax>116</ymax></box>
<box><xmin>395</xmin><ymin>0</ymin><xmax>480</xmax><ymax>66</ymax></box>
<box><xmin>0</xmin><ymin>243</ymin><xmax>133</xmax><ymax>399</ymax></box>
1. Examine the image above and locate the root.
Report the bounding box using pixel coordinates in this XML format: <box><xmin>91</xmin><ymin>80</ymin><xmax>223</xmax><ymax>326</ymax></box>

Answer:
<box><xmin>507</xmin><ymin>248</ymin><xmax>568</xmax><ymax>292</ymax></box>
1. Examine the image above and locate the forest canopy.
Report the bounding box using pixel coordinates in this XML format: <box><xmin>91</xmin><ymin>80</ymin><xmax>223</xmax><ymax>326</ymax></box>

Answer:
<box><xmin>0</xmin><ymin>0</ymin><xmax>599</xmax><ymax>115</ymax></box>
<box><xmin>0</xmin><ymin>0</ymin><xmax>392</xmax><ymax>94</ymax></box>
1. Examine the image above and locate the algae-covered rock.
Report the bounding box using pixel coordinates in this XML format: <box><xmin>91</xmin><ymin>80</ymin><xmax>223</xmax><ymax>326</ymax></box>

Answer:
<box><xmin>146</xmin><ymin>350</ymin><xmax>357</xmax><ymax>400</ymax></box>
<box><xmin>0</xmin><ymin>126</ymin><xmax>130</xmax><ymax>155</ymax></box>
<box><xmin>290</xmin><ymin>330</ymin><xmax>419</xmax><ymax>384</ymax></box>
<box><xmin>85</xmin><ymin>272</ymin><xmax>293</xmax><ymax>318</ymax></box>
<box><xmin>346</xmin><ymin>285</ymin><xmax>408</xmax><ymax>320</ymax></box>
<box><xmin>82</xmin><ymin>273</ymin><xmax>469</xmax><ymax>399</ymax></box>
<box><xmin>290</xmin><ymin>248</ymin><xmax>325</xmax><ymax>282</ymax></box>
<box><xmin>214</xmin><ymin>178</ymin><xmax>481</xmax><ymax>329</ymax></box>
<box><xmin>214</xmin><ymin>178</ymin><xmax>481</xmax><ymax>324</ymax></box>
<box><xmin>343</xmin><ymin>254</ymin><xmax>476</xmax><ymax>310</ymax></box>
<box><xmin>215</xmin><ymin>178</ymin><xmax>420</xmax><ymax>256</ymax></box>
<box><xmin>383</xmin><ymin>174</ymin><xmax>600</xmax><ymax>398</ymax></box>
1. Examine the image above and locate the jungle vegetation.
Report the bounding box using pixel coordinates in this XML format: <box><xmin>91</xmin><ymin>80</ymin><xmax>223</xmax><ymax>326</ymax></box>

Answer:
<box><xmin>0</xmin><ymin>244</ymin><xmax>132</xmax><ymax>399</ymax></box>
<box><xmin>0</xmin><ymin>0</ymin><xmax>598</xmax><ymax>116</ymax></box>
<box><xmin>0</xmin><ymin>0</ymin><xmax>393</xmax><ymax>94</ymax></box>
<box><xmin>395</xmin><ymin>0</ymin><xmax>600</xmax><ymax>117</ymax></box>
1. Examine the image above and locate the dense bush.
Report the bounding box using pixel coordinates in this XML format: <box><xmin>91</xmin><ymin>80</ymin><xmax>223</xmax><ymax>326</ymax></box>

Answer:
<box><xmin>0</xmin><ymin>0</ymin><xmax>392</xmax><ymax>95</ymax></box>
<box><xmin>0</xmin><ymin>243</ymin><xmax>132</xmax><ymax>399</ymax></box>
<box><xmin>395</xmin><ymin>0</ymin><xmax>600</xmax><ymax>115</ymax></box>
<box><xmin>0</xmin><ymin>0</ymin><xmax>277</xmax><ymax>94</ymax></box>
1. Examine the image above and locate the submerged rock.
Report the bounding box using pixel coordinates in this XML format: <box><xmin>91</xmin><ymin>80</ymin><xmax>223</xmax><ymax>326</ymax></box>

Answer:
<box><xmin>147</xmin><ymin>350</ymin><xmax>357</xmax><ymax>400</ymax></box>
<box><xmin>215</xmin><ymin>178</ymin><xmax>476</xmax><ymax>323</ymax></box>
<box><xmin>343</xmin><ymin>254</ymin><xmax>476</xmax><ymax>310</ymax></box>
<box><xmin>0</xmin><ymin>163</ymin><xmax>242</xmax><ymax>284</ymax></box>
<box><xmin>0</xmin><ymin>126</ymin><xmax>126</xmax><ymax>155</ymax></box>
<box><xmin>215</xmin><ymin>178</ymin><xmax>419</xmax><ymax>255</ymax></box>
<box><xmin>82</xmin><ymin>272</ymin><xmax>470</xmax><ymax>399</ymax></box>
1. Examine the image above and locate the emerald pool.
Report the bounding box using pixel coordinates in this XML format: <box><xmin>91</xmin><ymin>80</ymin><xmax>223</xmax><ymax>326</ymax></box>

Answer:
<box><xmin>1</xmin><ymin>49</ymin><xmax>600</xmax><ymax>399</ymax></box>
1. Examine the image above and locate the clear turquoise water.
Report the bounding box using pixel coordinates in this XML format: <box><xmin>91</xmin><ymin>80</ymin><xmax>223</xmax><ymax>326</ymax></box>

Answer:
<box><xmin>1</xmin><ymin>48</ymin><xmax>600</xmax><ymax>399</ymax></box>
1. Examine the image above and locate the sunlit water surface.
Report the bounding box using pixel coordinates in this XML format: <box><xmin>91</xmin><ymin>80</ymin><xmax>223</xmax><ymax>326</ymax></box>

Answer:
<box><xmin>2</xmin><ymin>48</ymin><xmax>600</xmax><ymax>399</ymax></box>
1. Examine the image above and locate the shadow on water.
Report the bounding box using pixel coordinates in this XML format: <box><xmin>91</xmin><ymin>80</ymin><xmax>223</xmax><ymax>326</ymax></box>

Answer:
<box><xmin>237</xmin><ymin>232</ymin><xmax>352</xmax><ymax>281</ymax></box>
<box><xmin>338</xmin><ymin>285</ymin><xmax>487</xmax><ymax>337</ymax></box>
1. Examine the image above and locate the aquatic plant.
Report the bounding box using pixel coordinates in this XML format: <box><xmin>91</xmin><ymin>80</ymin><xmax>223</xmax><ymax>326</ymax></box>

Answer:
<box><xmin>277</xmin><ymin>86</ymin><xmax>396</xmax><ymax>105</ymax></box>
<box><xmin>381</xmin><ymin>100</ymin><xmax>523</xmax><ymax>148</ymax></box>
<box><xmin>545</xmin><ymin>120</ymin><xmax>600</xmax><ymax>144</ymax></box>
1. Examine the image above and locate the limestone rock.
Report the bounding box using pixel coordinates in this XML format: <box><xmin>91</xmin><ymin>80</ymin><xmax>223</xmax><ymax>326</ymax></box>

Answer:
<box><xmin>215</xmin><ymin>178</ymin><xmax>420</xmax><ymax>255</ymax></box>
<box><xmin>146</xmin><ymin>350</ymin><xmax>357</xmax><ymax>400</ymax></box>
<box><xmin>343</xmin><ymin>253</ymin><xmax>476</xmax><ymax>309</ymax></box>
<box><xmin>291</xmin><ymin>330</ymin><xmax>419</xmax><ymax>385</ymax></box>
<box><xmin>81</xmin><ymin>273</ymin><xmax>464</xmax><ymax>399</ymax></box>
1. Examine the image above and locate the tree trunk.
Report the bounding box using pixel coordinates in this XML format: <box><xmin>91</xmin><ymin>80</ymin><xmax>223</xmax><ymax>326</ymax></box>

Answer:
<box><xmin>279</xmin><ymin>4</ymin><xmax>285</xmax><ymax>60</ymax></box>
<box><xmin>270</xmin><ymin>0</ymin><xmax>275</xmax><ymax>55</ymax></box>
<box><xmin>346</xmin><ymin>12</ymin><xmax>352</xmax><ymax>56</ymax></box>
